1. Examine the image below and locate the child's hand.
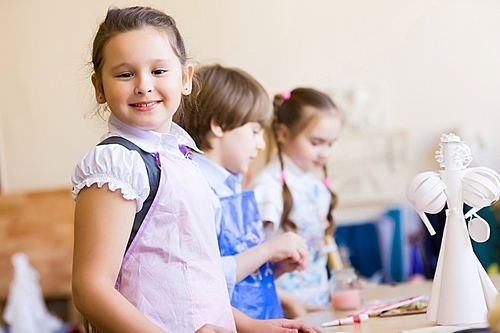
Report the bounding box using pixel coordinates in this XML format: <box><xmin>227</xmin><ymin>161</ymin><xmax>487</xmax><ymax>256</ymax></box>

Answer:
<box><xmin>266</xmin><ymin>231</ymin><xmax>310</xmax><ymax>265</ymax></box>
<box><xmin>273</xmin><ymin>257</ymin><xmax>309</xmax><ymax>278</ymax></box>
<box><xmin>278</xmin><ymin>290</ymin><xmax>325</xmax><ymax>319</ymax></box>
<box><xmin>194</xmin><ymin>324</ymin><xmax>236</xmax><ymax>333</ymax></box>
<box><xmin>246</xmin><ymin>318</ymin><xmax>323</xmax><ymax>333</ymax></box>
<box><xmin>232</xmin><ymin>305</ymin><xmax>322</xmax><ymax>333</ymax></box>
<box><xmin>233</xmin><ymin>231</ymin><xmax>309</xmax><ymax>283</ymax></box>
<box><xmin>282</xmin><ymin>299</ymin><xmax>325</xmax><ymax>319</ymax></box>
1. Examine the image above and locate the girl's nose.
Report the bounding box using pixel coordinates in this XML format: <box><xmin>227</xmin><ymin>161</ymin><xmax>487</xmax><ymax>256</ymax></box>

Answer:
<box><xmin>135</xmin><ymin>76</ymin><xmax>154</xmax><ymax>94</ymax></box>
<box><xmin>319</xmin><ymin>145</ymin><xmax>332</xmax><ymax>159</ymax></box>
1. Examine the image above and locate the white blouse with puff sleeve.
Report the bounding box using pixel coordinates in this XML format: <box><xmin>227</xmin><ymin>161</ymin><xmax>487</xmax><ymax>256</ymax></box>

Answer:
<box><xmin>72</xmin><ymin>143</ymin><xmax>150</xmax><ymax>212</ymax></box>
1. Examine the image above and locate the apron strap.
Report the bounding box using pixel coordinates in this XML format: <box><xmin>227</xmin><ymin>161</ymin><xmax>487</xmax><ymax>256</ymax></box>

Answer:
<box><xmin>98</xmin><ymin>136</ymin><xmax>161</xmax><ymax>251</ymax></box>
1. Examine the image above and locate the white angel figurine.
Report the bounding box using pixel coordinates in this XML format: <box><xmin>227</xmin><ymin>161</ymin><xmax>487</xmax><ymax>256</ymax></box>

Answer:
<box><xmin>2</xmin><ymin>253</ymin><xmax>63</xmax><ymax>333</ymax></box>
<box><xmin>406</xmin><ymin>133</ymin><xmax>500</xmax><ymax>326</ymax></box>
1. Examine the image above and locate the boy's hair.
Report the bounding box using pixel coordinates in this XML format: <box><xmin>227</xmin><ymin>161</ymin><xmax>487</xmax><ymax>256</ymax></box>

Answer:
<box><xmin>175</xmin><ymin>64</ymin><xmax>272</xmax><ymax>151</ymax></box>
<box><xmin>269</xmin><ymin>88</ymin><xmax>341</xmax><ymax>237</ymax></box>
<box><xmin>91</xmin><ymin>6</ymin><xmax>189</xmax><ymax>117</ymax></box>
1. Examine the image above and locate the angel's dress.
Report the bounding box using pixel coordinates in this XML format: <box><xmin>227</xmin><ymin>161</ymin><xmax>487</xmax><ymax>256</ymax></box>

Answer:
<box><xmin>407</xmin><ymin>168</ymin><xmax>499</xmax><ymax>325</ymax></box>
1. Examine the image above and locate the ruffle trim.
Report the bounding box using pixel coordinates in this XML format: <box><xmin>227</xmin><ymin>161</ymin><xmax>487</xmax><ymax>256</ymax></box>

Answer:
<box><xmin>72</xmin><ymin>174</ymin><xmax>145</xmax><ymax>212</ymax></box>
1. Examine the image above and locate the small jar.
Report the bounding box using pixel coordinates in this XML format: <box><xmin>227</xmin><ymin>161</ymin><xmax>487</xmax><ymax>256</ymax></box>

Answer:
<box><xmin>329</xmin><ymin>267</ymin><xmax>362</xmax><ymax>310</ymax></box>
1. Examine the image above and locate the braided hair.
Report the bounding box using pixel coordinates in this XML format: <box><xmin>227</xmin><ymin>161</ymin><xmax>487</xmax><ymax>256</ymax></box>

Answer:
<box><xmin>267</xmin><ymin>88</ymin><xmax>340</xmax><ymax>236</ymax></box>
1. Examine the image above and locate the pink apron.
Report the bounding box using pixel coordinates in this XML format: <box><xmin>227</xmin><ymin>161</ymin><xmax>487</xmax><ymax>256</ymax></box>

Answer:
<box><xmin>116</xmin><ymin>144</ymin><xmax>236</xmax><ymax>332</ymax></box>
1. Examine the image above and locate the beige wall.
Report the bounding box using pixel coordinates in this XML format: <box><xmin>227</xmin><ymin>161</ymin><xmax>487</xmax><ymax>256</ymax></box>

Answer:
<box><xmin>1</xmin><ymin>1</ymin><xmax>500</xmax><ymax>205</ymax></box>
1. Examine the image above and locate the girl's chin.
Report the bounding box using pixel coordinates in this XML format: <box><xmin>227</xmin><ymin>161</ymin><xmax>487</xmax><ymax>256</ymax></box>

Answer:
<box><xmin>311</xmin><ymin>164</ymin><xmax>322</xmax><ymax>171</ymax></box>
<box><xmin>312</xmin><ymin>161</ymin><xmax>326</xmax><ymax>169</ymax></box>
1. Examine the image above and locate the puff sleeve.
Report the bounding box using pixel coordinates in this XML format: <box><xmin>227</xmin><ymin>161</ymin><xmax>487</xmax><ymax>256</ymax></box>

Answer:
<box><xmin>71</xmin><ymin>144</ymin><xmax>150</xmax><ymax>212</ymax></box>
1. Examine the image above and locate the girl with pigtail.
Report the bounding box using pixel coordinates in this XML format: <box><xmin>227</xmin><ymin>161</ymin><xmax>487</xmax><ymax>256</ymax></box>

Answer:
<box><xmin>252</xmin><ymin>88</ymin><xmax>343</xmax><ymax>319</ymax></box>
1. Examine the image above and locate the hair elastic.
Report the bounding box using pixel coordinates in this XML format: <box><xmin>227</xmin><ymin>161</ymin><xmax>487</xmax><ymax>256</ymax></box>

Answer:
<box><xmin>281</xmin><ymin>91</ymin><xmax>291</xmax><ymax>101</ymax></box>
<box><xmin>323</xmin><ymin>176</ymin><xmax>330</xmax><ymax>188</ymax></box>
<box><xmin>281</xmin><ymin>169</ymin><xmax>287</xmax><ymax>184</ymax></box>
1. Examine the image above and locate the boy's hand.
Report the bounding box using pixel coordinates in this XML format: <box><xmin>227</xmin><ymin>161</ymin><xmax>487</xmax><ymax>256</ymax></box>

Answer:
<box><xmin>266</xmin><ymin>232</ymin><xmax>310</xmax><ymax>265</ymax></box>
<box><xmin>273</xmin><ymin>257</ymin><xmax>308</xmax><ymax>278</ymax></box>
<box><xmin>233</xmin><ymin>231</ymin><xmax>309</xmax><ymax>282</ymax></box>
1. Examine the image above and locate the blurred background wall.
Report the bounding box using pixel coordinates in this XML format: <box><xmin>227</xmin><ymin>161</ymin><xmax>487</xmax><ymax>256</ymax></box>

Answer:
<box><xmin>1</xmin><ymin>1</ymin><xmax>499</xmax><ymax>219</ymax></box>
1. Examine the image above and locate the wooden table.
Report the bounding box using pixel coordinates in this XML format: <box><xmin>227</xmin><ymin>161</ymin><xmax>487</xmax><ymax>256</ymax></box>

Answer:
<box><xmin>300</xmin><ymin>275</ymin><xmax>500</xmax><ymax>333</ymax></box>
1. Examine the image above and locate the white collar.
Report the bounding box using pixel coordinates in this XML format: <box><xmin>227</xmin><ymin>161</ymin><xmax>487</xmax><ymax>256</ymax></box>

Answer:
<box><xmin>104</xmin><ymin>114</ymin><xmax>202</xmax><ymax>154</ymax></box>
<box><xmin>281</xmin><ymin>154</ymin><xmax>309</xmax><ymax>180</ymax></box>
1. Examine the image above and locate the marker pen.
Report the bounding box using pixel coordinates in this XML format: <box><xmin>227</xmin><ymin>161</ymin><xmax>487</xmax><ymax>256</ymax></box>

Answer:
<box><xmin>321</xmin><ymin>313</ymin><xmax>369</xmax><ymax>327</ymax></box>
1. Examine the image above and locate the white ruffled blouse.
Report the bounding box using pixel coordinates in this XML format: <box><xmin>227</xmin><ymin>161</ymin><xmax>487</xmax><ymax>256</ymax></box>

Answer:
<box><xmin>71</xmin><ymin>115</ymin><xmax>200</xmax><ymax>211</ymax></box>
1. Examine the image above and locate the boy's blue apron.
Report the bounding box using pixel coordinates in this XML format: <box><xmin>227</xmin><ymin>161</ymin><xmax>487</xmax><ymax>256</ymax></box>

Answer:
<box><xmin>217</xmin><ymin>190</ymin><xmax>284</xmax><ymax>319</ymax></box>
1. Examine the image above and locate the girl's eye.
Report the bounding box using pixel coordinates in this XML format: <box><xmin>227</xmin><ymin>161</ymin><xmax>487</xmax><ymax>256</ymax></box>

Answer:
<box><xmin>152</xmin><ymin>69</ymin><xmax>167</xmax><ymax>75</ymax></box>
<box><xmin>117</xmin><ymin>72</ymin><xmax>133</xmax><ymax>78</ymax></box>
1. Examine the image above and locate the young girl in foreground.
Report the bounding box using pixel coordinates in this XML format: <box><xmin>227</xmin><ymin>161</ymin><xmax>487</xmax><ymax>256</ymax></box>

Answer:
<box><xmin>252</xmin><ymin>88</ymin><xmax>342</xmax><ymax>319</ymax></box>
<box><xmin>72</xmin><ymin>6</ymin><xmax>321</xmax><ymax>333</ymax></box>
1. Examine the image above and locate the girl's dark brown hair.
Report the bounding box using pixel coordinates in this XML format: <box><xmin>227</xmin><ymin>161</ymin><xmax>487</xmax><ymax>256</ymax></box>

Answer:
<box><xmin>91</xmin><ymin>6</ymin><xmax>189</xmax><ymax>118</ymax></box>
<box><xmin>269</xmin><ymin>88</ymin><xmax>340</xmax><ymax>236</ymax></box>
<box><xmin>175</xmin><ymin>63</ymin><xmax>272</xmax><ymax>151</ymax></box>
<box><xmin>82</xmin><ymin>6</ymin><xmax>188</xmax><ymax>333</ymax></box>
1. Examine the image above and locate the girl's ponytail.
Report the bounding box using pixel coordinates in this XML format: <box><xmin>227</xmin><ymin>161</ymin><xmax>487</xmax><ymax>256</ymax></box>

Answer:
<box><xmin>323</xmin><ymin>164</ymin><xmax>338</xmax><ymax>236</ymax></box>
<box><xmin>271</xmin><ymin>93</ymin><xmax>297</xmax><ymax>232</ymax></box>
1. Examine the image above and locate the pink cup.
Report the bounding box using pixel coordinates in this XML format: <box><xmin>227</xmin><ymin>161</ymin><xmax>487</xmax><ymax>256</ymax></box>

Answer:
<box><xmin>331</xmin><ymin>288</ymin><xmax>362</xmax><ymax>310</ymax></box>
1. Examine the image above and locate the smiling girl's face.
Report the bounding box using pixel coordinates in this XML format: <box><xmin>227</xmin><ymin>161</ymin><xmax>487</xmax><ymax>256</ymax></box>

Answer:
<box><xmin>92</xmin><ymin>27</ymin><xmax>193</xmax><ymax>133</ymax></box>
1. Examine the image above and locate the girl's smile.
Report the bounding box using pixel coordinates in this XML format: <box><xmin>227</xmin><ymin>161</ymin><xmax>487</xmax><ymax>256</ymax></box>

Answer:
<box><xmin>129</xmin><ymin>100</ymin><xmax>162</xmax><ymax>111</ymax></box>
<box><xmin>92</xmin><ymin>27</ymin><xmax>193</xmax><ymax>134</ymax></box>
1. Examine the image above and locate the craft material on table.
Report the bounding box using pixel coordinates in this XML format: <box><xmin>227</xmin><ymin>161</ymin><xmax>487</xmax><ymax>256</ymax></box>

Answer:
<box><xmin>353</xmin><ymin>295</ymin><xmax>427</xmax><ymax>317</ymax></box>
<box><xmin>321</xmin><ymin>313</ymin><xmax>369</xmax><ymax>327</ymax></box>
<box><xmin>397</xmin><ymin>324</ymin><xmax>491</xmax><ymax>333</ymax></box>
<box><xmin>377</xmin><ymin>296</ymin><xmax>428</xmax><ymax>317</ymax></box>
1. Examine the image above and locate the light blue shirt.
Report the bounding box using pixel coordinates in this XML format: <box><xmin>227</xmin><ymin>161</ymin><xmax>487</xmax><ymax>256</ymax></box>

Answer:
<box><xmin>192</xmin><ymin>152</ymin><xmax>241</xmax><ymax>296</ymax></box>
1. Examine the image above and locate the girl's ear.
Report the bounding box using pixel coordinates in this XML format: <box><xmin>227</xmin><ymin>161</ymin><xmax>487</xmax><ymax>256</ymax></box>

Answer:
<box><xmin>277</xmin><ymin>124</ymin><xmax>291</xmax><ymax>144</ymax></box>
<box><xmin>210</xmin><ymin>119</ymin><xmax>224</xmax><ymax>138</ymax></box>
<box><xmin>91</xmin><ymin>74</ymin><xmax>106</xmax><ymax>104</ymax></box>
<box><xmin>181</xmin><ymin>64</ymin><xmax>194</xmax><ymax>96</ymax></box>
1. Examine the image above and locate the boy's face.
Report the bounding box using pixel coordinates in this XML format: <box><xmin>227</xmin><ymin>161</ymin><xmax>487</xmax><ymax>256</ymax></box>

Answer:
<box><xmin>218</xmin><ymin>122</ymin><xmax>266</xmax><ymax>174</ymax></box>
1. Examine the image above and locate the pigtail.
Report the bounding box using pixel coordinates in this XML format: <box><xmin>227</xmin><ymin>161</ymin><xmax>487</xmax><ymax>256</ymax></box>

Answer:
<box><xmin>323</xmin><ymin>164</ymin><xmax>338</xmax><ymax>236</ymax></box>
<box><xmin>272</xmin><ymin>94</ymin><xmax>297</xmax><ymax>232</ymax></box>
<box><xmin>264</xmin><ymin>98</ymin><xmax>279</xmax><ymax>164</ymax></box>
